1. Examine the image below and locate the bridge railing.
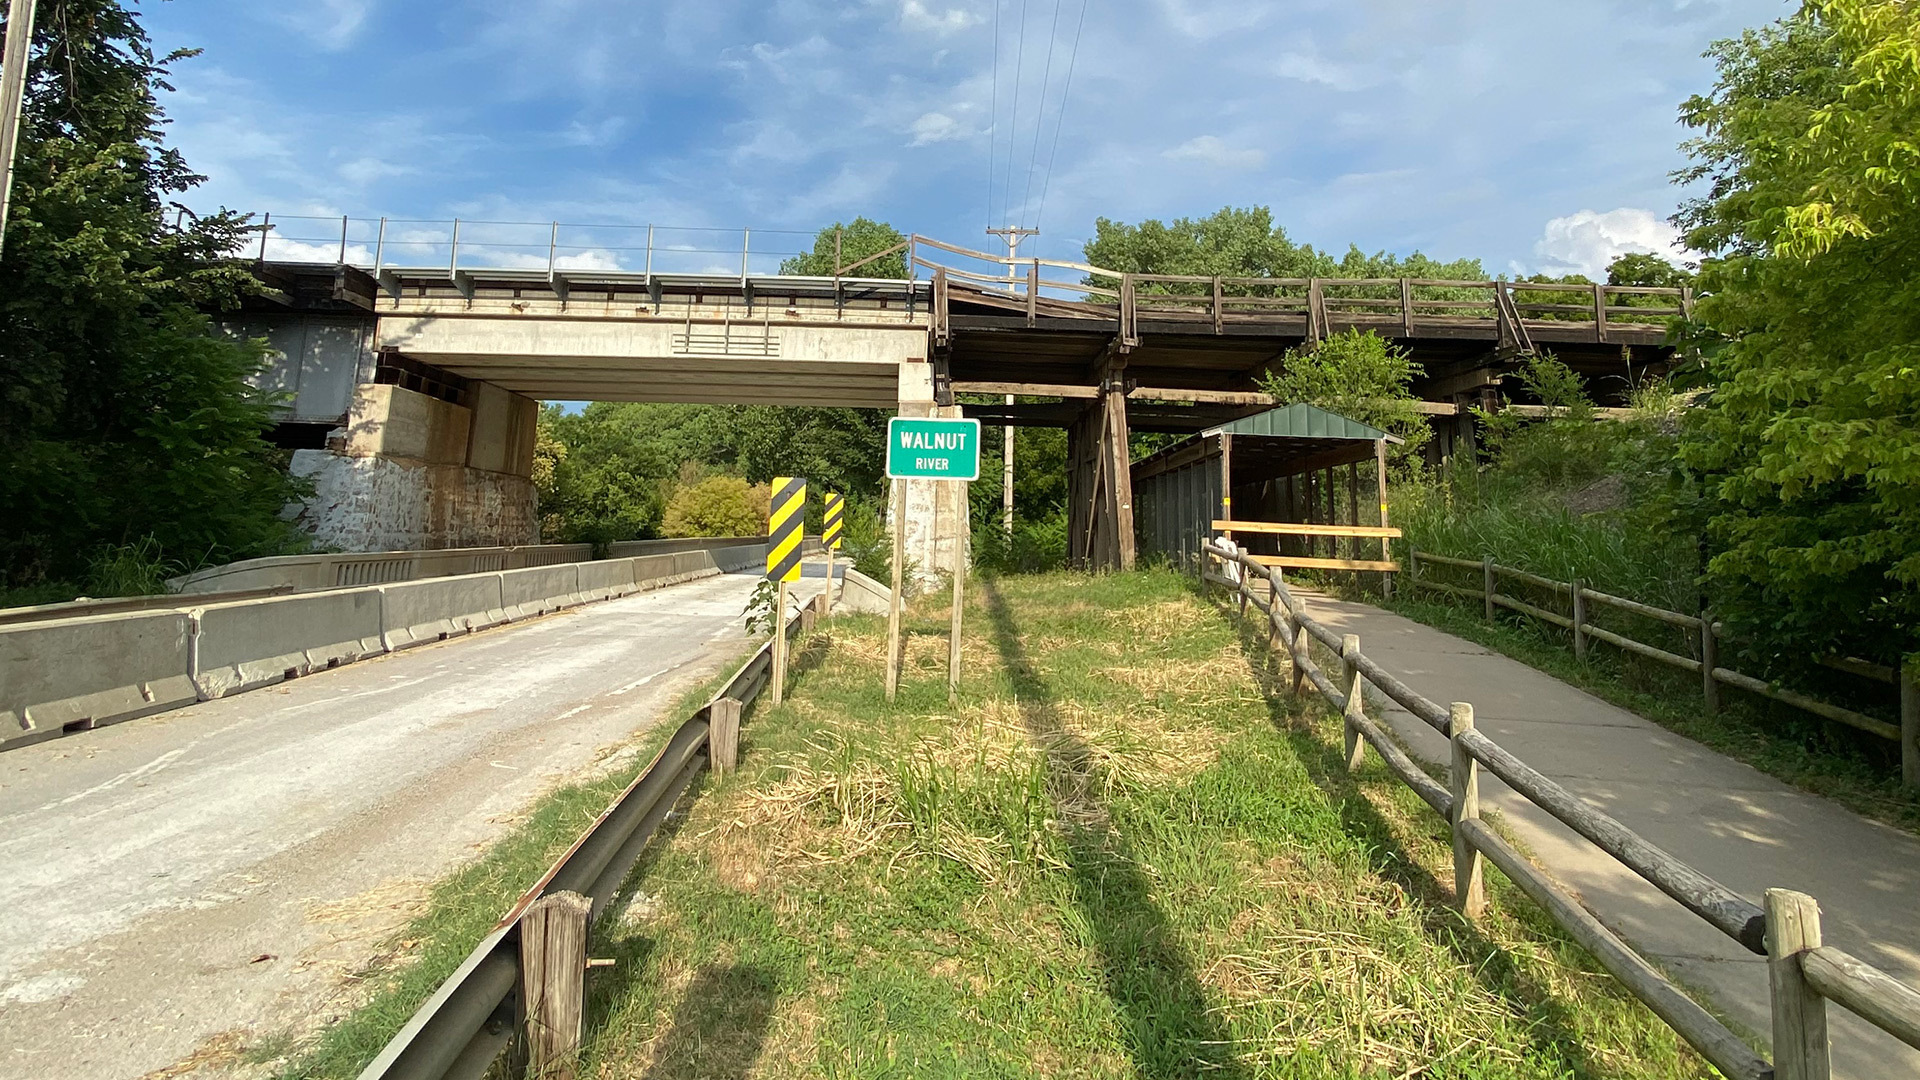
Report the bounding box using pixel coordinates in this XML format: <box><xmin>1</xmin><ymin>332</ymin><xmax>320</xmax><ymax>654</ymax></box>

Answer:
<box><xmin>1202</xmin><ymin>539</ymin><xmax>1920</xmax><ymax>1080</ymax></box>
<box><xmin>243</xmin><ymin>214</ymin><xmax>830</xmax><ymax>280</ymax></box>
<box><xmin>906</xmin><ymin>233</ymin><xmax>1691</xmax><ymax>345</ymax></box>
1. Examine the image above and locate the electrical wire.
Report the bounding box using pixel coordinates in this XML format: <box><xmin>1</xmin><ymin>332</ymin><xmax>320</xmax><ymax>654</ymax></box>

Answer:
<box><xmin>999</xmin><ymin>0</ymin><xmax>1029</xmax><ymax>227</ymax></box>
<box><xmin>1032</xmin><ymin>0</ymin><xmax>1087</xmax><ymax>235</ymax></box>
<box><xmin>985</xmin><ymin>0</ymin><xmax>1000</xmax><ymax>231</ymax></box>
<box><xmin>1018</xmin><ymin>0</ymin><xmax>1064</xmax><ymax>231</ymax></box>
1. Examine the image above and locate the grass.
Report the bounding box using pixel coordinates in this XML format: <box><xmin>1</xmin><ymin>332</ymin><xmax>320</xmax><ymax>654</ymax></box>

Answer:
<box><xmin>555</xmin><ymin>569</ymin><xmax>1718</xmax><ymax>1079</ymax></box>
<box><xmin>1376</xmin><ymin>581</ymin><xmax>1920</xmax><ymax>837</ymax></box>
<box><xmin>267</xmin><ymin>650</ymin><xmax>760</xmax><ymax>1080</ymax></box>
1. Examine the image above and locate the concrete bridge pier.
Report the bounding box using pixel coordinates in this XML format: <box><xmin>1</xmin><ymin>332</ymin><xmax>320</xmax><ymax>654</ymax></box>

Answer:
<box><xmin>289</xmin><ymin>379</ymin><xmax>539</xmax><ymax>552</ymax></box>
<box><xmin>894</xmin><ymin>358</ymin><xmax>969</xmax><ymax>585</ymax></box>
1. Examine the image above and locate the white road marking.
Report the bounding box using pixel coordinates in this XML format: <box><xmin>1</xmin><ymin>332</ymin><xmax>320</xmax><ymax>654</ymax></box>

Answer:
<box><xmin>34</xmin><ymin>750</ymin><xmax>185</xmax><ymax>812</ymax></box>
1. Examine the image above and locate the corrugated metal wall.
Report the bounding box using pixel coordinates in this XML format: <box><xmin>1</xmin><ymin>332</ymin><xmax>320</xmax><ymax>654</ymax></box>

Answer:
<box><xmin>1134</xmin><ymin>454</ymin><xmax>1220</xmax><ymax>570</ymax></box>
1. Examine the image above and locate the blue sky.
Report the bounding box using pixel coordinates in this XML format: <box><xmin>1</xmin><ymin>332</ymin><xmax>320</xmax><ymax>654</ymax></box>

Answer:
<box><xmin>146</xmin><ymin>0</ymin><xmax>1793</xmax><ymax>279</ymax></box>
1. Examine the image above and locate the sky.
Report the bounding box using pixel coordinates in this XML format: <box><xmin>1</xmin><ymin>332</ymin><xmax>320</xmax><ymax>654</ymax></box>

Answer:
<box><xmin>145</xmin><ymin>0</ymin><xmax>1795</xmax><ymax>280</ymax></box>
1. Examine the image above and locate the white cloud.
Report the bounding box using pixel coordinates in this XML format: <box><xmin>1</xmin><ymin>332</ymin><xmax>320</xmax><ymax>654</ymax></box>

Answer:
<box><xmin>1531</xmin><ymin>208</ymin><xmax>1688</xmax><ymax>279</ymax></box>
<box><xmin>272</xmin><ymin>0</ymin><xmax>373</xmax><ymax>51</ymax></box>
<box><xmin>337</xmin><ymin>157</ymin><xmax>412</xmax><ymax>186</ymax></box>
<box><xmin>1275</xmin><ymin>50</ymin><xmax>1380</xmax><ymax>92</ymax></box>
<box><xmin>908</xmin><ymin>111</ymin><xmax>964</xmax><ymax>146</ymax></box>
<box><xmin>1163</xmin><ymin>135</ymin><xmax>1265</xmax><ymax>171</ymax></box>
<box><xmin>898</xmin><ymin>0</ymin><xmax>978</xmax><ymax>35</ymax></box>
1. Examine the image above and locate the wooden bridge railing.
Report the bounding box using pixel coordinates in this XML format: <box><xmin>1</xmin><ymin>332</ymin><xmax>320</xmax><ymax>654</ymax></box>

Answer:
<box><xmin>1201</xmin><ymin>539</ymin><xmax>1920</xmax><ymax>1080</ymax></box>
<box><xmin>908</xmin><ymin>234</ymin><xmax>1691</xmax><ymax>343</ymax></box>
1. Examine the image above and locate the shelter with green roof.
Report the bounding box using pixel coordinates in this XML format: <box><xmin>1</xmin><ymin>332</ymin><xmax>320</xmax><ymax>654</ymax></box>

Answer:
<box><xmin>1131</xmin><ymin>403</ymin><xmax>1404</xmax><ymax>583</ymax></box>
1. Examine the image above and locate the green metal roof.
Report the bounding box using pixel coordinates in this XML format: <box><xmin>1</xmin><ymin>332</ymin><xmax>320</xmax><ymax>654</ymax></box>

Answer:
<box><xmin>1202</xmin><ymin>403</ymin><xmax>1400</xmax><ymax>443</ymax></box>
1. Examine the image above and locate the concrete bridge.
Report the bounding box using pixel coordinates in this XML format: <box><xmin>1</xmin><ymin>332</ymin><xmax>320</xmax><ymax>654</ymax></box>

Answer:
<box><xmin>236</xmin><ymin>218</ymin><xmax>1684</xmax><ymax>573</ymax></box>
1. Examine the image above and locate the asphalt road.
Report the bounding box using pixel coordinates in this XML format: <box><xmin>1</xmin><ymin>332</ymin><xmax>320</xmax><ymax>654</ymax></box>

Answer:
<box><xmin>0</xmin><ymin>568</ymin><xmax>815</xmax><ymax>1080</ymax></box>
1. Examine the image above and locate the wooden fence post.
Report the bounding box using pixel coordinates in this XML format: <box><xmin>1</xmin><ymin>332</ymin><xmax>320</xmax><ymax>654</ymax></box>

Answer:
<box><xmin>1572</xmin><ymin>579</ymin><xmax>1588</xmax><ymax>662</ymax></box>
<box><xmin>521</xmin><ymin>891</ymin><xmax>592</xmax><ymax>1080</ymax></box>
<box><xmin>709</xmin><ymin>697</ymin><xmax>741</xmax><ymax>775</ymax></box>
<box><xmin>1765</xmin><ymin>888</ymin><xmax>1831</xmax><ymax>1080</ymax></box>
<box><xmin>1700</xmin><ymin>612</ymin><xmax>1720</xmax><ymax>717</ymax></box>
<box><xmin>1341</xmin><ymin>635</ymin><xmax>1365</xmax><ymax>772</ymax></box>
<box><xmin>1483</xmin><ymin>557</ymin><xmax>1496</xmax><ymax>621</ymax></box>
<box><xmin>1449</xmin><ymin>702</ymin><xmax>1485</xmax><ymax>918</ymax></box>
<box><xmin>1290</xmin><ymin>624</ymin><xmax>1309</xmax><ymax>697</ymax></box>
<box><xmin>1901</xmin><ymin>662</ymin><xmax>1917</xmax><ymax>790</ymax></box>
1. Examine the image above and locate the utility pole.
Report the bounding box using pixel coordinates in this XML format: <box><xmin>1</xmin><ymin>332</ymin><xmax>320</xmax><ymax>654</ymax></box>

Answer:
<box><xmin>985</xmin><ymin>226</ymin><xmax>1037</xmax><ymax>541</ymax></box>
<box><xmin>0</xmin><ymin>0</ymin><xmax>38</xmax><ymax>260</ymax></box>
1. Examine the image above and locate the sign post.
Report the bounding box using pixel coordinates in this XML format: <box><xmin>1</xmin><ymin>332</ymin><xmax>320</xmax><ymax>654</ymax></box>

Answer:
<box><xmin>767</xmin><ymin>476</ymin><xmax>805</xmax><ymax>705</ymax></box>
<box><xmin>884</xmin><ymin>418</ymin><xmax>981</xmax><ymax>702</ymax></box>
<box><xmin>822</xmin><ymin>492</ymin><xmax>844</xmax><ymax>615</ymax></box>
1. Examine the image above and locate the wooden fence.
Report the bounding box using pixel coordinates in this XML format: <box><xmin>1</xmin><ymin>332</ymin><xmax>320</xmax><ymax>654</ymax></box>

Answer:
<box><xmin>1403</xmin><ymin>549</ymin><xmax>1918</xmax><ymax>789</ymax></box>
<box><xmin>1201</xmin><ymin>540</ymin><xmax>1920</xmax><ymax>1080</ymax></box>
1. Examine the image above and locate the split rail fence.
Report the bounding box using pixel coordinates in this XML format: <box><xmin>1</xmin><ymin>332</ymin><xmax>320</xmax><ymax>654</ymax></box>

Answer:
<box><xmin>1404</xmin><ymin>549</ymin><xmax>1918</xmax><ymax>788</ymax></box>
<box><xmin>1202</xmin><ymin>539</ymin><xmax>1920</xmax><ymax>1080</ymax></box>
<box><xmin>356</xmin><ymin>591</ymin><xmax>829</xmax><ymax>1080</ymax></box>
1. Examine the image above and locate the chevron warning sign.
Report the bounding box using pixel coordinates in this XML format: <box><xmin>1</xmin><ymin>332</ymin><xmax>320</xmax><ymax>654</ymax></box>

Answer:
<box><xmin>767</xmin><ymin>476</ymin><xmax>806</xmax><ymax>583</ymax></box>
<box><xmin>822</xmin><ymin>492</ymin><xmax>844</xmax><ymax>551</ymax></box>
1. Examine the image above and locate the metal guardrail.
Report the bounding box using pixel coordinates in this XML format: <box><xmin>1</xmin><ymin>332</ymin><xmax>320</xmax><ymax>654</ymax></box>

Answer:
<box><xmin>1405</xmin><ymin>549</ymin><xmax>1917</xmax><ymax>787</ymax></box>
<box><xmin>1203</xmin><ymin>540</ymin><xmax>1920</xmax><ymax>1079</ymax></box>
<box><xmin>355</xmin><ymin>590</ymin><xmax>827</xmax><ymax>1080</ymax></box>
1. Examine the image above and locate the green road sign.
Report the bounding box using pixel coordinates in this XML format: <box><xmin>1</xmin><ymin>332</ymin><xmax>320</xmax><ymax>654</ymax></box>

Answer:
<box><xmin>886</xmin><ymin>417</ymin><xmax>981</xmax><ymax>480</ymax></box>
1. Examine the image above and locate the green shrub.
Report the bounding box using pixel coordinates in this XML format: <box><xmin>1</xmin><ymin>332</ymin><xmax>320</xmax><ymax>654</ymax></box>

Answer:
<box><xmin>661</xmin><ymin>476</ymin><xmax>768</xmax><ymax>538</ymax></box>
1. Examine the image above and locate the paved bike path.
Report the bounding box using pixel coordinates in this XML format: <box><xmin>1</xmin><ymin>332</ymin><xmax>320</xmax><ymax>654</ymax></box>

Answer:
<box><xmin>1293</xmin><ymin>590</ymin><xmax>1920</xmax><ymax>1080</ymax></box>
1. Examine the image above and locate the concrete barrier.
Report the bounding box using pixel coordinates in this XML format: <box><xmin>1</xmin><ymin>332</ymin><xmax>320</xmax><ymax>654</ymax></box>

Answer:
<box><xmin>607</xmin><ymin>536</ymin><xmax>765</xmax><ymax>559</ymax></box>
<box><xmin>576</xmin><ymin>559</ymin><xmax>638</xmax><ymax>602</ymax></box>
<box><xmin>499</xmin><ymin>565</ymin><xmax>582</xmax><ymax>620</ymax></box>
<box><xmin>712</xmin><ymin>543</ymin><xmax>770</xmax><ymax>573</ymax></box>
<box><xmin>838</xmin><ymin>567</ymin><xmax>893</xmax><ymax>614</ymax></box>
<box><xmin>379</xmin><ymin>574</ymin><xmax>509</xmax><ymax>651</ymax></box>
<box><xmin>0</xmin><ymin>611</ymin><xmax>198</xmax><ymax>750</ymax></box>
<box><xmin>2</xmin><ymin>537</ymin><xmax>777</xmax><ymax>754</ymax></box>
<box><xmin>193</xmin><ymin>589</ymin><xmax>386</xmax><ymax>698</ymax></box>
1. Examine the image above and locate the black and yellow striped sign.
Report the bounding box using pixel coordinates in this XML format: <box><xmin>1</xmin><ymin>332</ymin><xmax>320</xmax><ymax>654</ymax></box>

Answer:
<box><xmin>767</xmin><ymin>476</ymin><xmax>806</xmax><ymax>583</ymax></box>
<box><xmin>822</xmin><ymin>493</ymin><xmax>844</xmax><ymax>551</ymax></box>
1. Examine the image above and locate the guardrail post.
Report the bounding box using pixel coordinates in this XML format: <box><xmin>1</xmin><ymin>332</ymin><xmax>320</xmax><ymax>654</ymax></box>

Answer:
<box><xmin>521</xmin><ymin>890</ymin><xmax>592</xmax><ymax>1080</ymax></box>
<box><xmin>1482</xmin><ymin>557</ymin><xmax>1496</xmax><ymax>620</ymax></box>
<box><xmin>710</xmin><ymin>697</ymin><xmax>741</xmax><ymax>774</ymax></box>
<box><xmin>1449</xmin><ymin>702</ymin><xmax>1485</xmax><ymax>918</ymax></box>
<box><xmin>1572</xmin><ymin>579</ymin><xmax>1588</xmax><ymax>661</ymax></box>
<box><xmin>1765</xmin><ymin>888</ymin><xmax>1831</xmax><ymax>1080</ymax></box>
<box><xmin>1903</xmin><ymin>662</ymin><xmax>1918</xmax><ymax>789</ymax></box>
<box><xmin>1341</xmin><ymin>634</ymin><xmax>1365</xmax><ymax>771</ymax></box>
<box><xmin>1701</xmin><ymin>611</ymin><xmax>1720</xmax><ymax>716</ymax></box>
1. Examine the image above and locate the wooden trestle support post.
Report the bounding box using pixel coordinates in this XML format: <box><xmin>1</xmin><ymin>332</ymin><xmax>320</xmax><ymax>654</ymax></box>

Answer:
<box><xmin>1065</xmin><ymin>349</ymin><xmax>1136</xmax><ymax>571</ymax></box>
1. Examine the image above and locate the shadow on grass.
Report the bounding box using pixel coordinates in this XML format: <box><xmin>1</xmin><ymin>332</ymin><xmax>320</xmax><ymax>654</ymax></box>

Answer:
<box><xmin>1204</xmin><ymin>587</ymin><xmax>1622</xmax><ymax>1079</ymax></box>
<box><xmin>635</xmin><ymin>963</ymin><xmax>780</xmax><ymax>1080</ymax></box>
<box><xmin>980</xmin><ymin>576</ymin><xmax>1247</xmax><ymax>1080</ymax></box>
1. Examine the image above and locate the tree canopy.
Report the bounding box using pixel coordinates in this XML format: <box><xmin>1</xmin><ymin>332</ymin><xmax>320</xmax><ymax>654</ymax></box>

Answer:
<box><xmin>1676</xmin><ymin>0</ymin><xmax>1919</xmax><ymax>668</ymax></box>
<box><xmin>0</xmin><ymin>0</ymin><xmax>303</xmax><ymax>597</ymax></box>
<box><xmin>1083</xmin><ymin>205</ymin><xmax>1486</xmax><ymax>282</ymax></box>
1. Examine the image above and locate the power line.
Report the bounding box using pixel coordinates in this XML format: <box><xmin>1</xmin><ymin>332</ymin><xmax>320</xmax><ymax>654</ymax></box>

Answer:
<box><xmin>985</xmin><ymin>0</ymin><xmax>1000</xmax><ymax>230</ymax></box>
<box><xmin>1018</xmin><ymin>0</ymin><xmax>1064</xmax><ymax>231</ymax></box>
<box><xmin>998</xmin><ymin>0</ymin><xmax>1029</xmax><ymax>227</ymax></box>
<box><xmin>1033</xmin><ymin>0</ymin><xmax>1088</xmax><ymax>236</ymax></box>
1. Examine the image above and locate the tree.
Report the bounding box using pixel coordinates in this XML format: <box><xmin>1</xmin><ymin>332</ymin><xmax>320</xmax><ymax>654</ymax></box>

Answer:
<box><xmin>1258</xmin><ymin>329</ymin><xmax>1430</xmax><ymax>462</ymax></box>
<box><xmin>1084</xmin><ymin>205</ymin><xmax>1487</xmax><ymax>286</ymax></box>
<box><xmin>0</xmin><ymin>0</ymin><xmax>302</xmax><ymax>596</ymax></box>
<box><xmin>662</xmin><ymin>476</ymin><xmax>768</xmax><ymax>537</ymax></box>
<box><xmin>780</xmin><ymin>217</ymin><xmax>907</xmax><ymax>277</ymax></box>
<box><xmin>1674</xmin><ymin>0</ymin><xmax>1920</xmax><ymax>669</ymax></box>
